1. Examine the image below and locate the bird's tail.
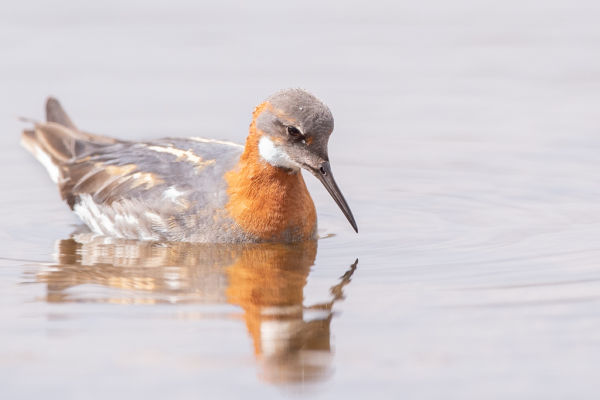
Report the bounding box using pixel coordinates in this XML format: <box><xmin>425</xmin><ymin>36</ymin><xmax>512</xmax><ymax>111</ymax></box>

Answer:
<box><xmin>21</xmin><ymin>97</ymin><xmax>119</xmax><ymax>183</ymax></box>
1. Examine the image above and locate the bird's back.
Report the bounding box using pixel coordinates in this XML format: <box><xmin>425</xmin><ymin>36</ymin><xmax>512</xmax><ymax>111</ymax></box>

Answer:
<box><xmin>22</xmin><ymin>98</ymin><xmax>244</xmax><ymax>242</ymax></box>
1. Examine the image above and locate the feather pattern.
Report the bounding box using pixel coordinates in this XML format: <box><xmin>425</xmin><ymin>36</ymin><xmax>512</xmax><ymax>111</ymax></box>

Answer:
<box><xmin>22</xmin><ymin>98</ymin><xmax>248</xmax><ymax>242</ymax></box>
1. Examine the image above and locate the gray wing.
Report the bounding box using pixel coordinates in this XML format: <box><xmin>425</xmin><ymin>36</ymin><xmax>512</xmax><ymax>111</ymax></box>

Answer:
<box><xmin>60</xmin><ymin>137</ymin><xmax>244</xmax><ymax>241</ymax></box>
<box><xmin>61</xmin><ymin>137</ymin><xmax>243</xmax><ymax>208</ymax></box>
<box><xmin>22</xmin><ymin>97</ymin><xmax>245</xmax><ymax>241</ymax></box>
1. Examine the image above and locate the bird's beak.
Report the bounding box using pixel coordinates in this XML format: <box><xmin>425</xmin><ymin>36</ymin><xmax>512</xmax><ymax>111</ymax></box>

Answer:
<box><xmin>312</xmin><ymin>162</ymin><xmax>358</xmax><ymax>233</ymax></box>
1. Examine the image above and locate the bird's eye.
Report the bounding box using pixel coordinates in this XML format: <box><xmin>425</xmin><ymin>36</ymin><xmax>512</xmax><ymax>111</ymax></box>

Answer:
<box><xmin>286</xmin><ymin>126</ymin><xmax>303</xmax><ymax>138</ymax></box>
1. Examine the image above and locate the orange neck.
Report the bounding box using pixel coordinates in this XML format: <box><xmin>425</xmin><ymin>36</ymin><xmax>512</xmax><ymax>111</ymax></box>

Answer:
<box><xmin>224</xmin><ymin>102</ymin><xmax>317</xmax><ymax>242</ymax></box>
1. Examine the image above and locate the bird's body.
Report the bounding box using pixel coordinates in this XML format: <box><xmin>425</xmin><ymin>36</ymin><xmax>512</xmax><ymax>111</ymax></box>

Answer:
<box><xmin>21</xmin><ymin>89</ymin><xmax>356</xmax><ymax>243</ymax></box>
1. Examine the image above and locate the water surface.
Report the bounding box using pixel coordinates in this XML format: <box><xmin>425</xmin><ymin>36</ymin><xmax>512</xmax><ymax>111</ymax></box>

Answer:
<box><xmin>2</xmin><ymin>0</ymin><xmax>600</xmax><ymax>398</ymax></box>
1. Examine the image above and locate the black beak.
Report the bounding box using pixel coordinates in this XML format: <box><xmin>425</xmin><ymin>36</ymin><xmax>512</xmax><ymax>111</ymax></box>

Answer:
<box><xmin>312</xmin><ymin>162</ymin><xmax>358</xmax><ymax>233</ymax></box>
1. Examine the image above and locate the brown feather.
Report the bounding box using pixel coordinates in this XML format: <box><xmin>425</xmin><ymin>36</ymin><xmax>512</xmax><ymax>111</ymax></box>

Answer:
<box><xmin>46</xmin><ymin>97</ymin><xmax>77</xmax><ymax>129</ymax></box>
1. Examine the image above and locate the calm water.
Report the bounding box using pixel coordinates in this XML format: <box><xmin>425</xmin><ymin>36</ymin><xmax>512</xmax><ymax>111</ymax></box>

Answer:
<box><xmin>2</xmin><ymin>1</ymin><xmax>600</xmax><ymax>398</ymax></box>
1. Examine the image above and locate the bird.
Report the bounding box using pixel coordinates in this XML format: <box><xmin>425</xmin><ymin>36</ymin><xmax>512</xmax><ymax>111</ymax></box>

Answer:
<box><xmin>21</xmin><ymin>89</ymin><xmax>358</xmax><ymax>243</ymax></box>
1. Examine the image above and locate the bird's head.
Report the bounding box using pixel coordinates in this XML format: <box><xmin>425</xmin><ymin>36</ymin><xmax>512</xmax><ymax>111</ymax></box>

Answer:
<box><xmin>252</xmin><ymin>88</ymin><xmax>357</xmax><ymax>233</ymax></box>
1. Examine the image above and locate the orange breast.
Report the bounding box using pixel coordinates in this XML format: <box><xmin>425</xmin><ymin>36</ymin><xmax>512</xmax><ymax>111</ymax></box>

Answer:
<box><xmin>224</xmin><ymin>102</ymin><xmax>317</xmax><ymax>242</ymax></box>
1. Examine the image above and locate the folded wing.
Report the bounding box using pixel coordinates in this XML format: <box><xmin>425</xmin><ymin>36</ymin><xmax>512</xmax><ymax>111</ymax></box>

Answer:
<box><xmin>22</xmin><ymin>98</ymin><xmax>243</xmax><ymax>241</ymax></box>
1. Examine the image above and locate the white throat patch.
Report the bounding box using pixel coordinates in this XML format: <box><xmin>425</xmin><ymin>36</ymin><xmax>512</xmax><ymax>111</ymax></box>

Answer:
<box><xmin>258</xmin><ymin>136</ymin><xmax>299</xmax><ymax>171</ymax></box>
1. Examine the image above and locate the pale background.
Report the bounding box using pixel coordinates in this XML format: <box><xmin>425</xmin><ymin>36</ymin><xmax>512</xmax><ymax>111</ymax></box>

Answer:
<box><xmin>2</xmin><ymin>1</ymin><xmax>600</xmax><ymax>399</ymax></box>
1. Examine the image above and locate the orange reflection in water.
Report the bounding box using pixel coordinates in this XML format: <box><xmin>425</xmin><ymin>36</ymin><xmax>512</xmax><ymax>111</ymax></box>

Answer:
<box><xmin>35</xmin><ymin>235</ymin><xmax>357</xmax><ymax>384</ymax></box>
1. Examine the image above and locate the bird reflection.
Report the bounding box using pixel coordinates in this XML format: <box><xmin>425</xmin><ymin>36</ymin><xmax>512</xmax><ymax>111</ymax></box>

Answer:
<box><xmin>35</xmin><ymin>234</ymin><xmax>357</xmax><ymax>384</ymax></box>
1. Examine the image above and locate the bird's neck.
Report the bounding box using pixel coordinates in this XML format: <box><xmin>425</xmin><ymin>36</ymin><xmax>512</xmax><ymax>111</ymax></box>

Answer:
<box><xmin>224</xmin><ymin>107</ymin><xmax>316</xmax><ymax>242</ymax></box>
